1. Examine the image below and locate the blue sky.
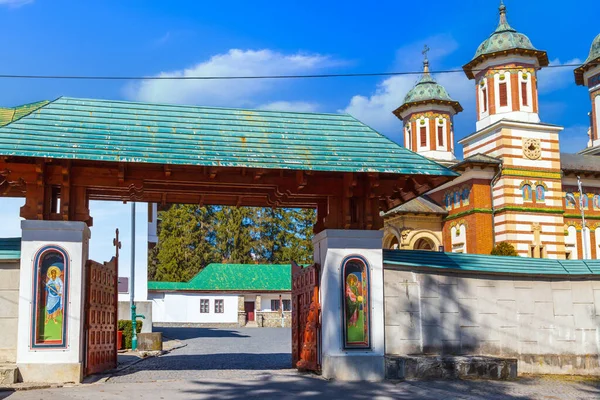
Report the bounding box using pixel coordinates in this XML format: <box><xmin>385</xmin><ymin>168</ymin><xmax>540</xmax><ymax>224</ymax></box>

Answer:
<box><xmin>0</xmin><ymin>0</ymin><xmax>598</xmax><ymax>266</ymax></box>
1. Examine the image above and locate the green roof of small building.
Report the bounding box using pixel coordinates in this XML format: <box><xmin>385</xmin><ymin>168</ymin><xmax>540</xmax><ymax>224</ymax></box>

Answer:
<box><xmin>463</xmin><ymin>2</ymin><xmax>548</xmax><ymax>79</ymax></box>
<box><xmin>384</xmin><ymin>249</ymin><xmax>600</xmax><ymax>276</ymax></box>
<box><xmin>0</xmin><ymin>96</ymin><xmax>457</xmax><ymax>177</ymax></box>
<box><xmin>393</xmin><ymin>60</ymin><xmax>462</xmax><ymax>118</ymax></box>
<box><xmin>574</xmin><ymin>33</ymin><xmax>600</xmax><ymax>85</ymax></box>
<box><xmin>148</xmin><ymin>263</ymin><xmax>291</xmax><ymax>292</ymax></box>
<box><xmin>0</xmin><ymin>238</ymin><xmax>21</xmax><ymax>260</ymax></box>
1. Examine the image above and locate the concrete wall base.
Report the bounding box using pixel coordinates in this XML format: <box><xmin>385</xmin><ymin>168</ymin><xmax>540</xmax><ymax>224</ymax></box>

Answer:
<box><xmin>17</xmin><ymin>362</ymin><xmax>83</xmax><ymax>383</ymax></box>
<box><xmin>518</xmin><ymin>355</ymin><xmax>600</xmax><ymax>375</ymax></box>
<box><xmin>385</xmin><ymin>355</ymin><xmax>517</xmax><ymax>381</ymax></box>
<box><xmin>322</xmin><ymin>354</ymin><xmax>385</xmax><ymax>381</ymax></box>
<box><xmin>0</xmin><ymin>364</ymin><xmax>18</xmax><ymax>384</ymax></box>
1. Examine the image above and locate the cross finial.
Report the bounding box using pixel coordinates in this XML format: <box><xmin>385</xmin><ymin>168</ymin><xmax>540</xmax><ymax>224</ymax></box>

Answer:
<box><xmin>422</xmin><ymin>44</ymin><xmax>430</xmax><ymax>61</ymax></box>
<box><xmin>422</xmin><ymin>44</ymin><xmax>430</xmax><ymax>73</ymax></box>
<box><xmin>113</xmin><ymin>228</ymin><xmax>122</xmax><ymax>259</ymax></box>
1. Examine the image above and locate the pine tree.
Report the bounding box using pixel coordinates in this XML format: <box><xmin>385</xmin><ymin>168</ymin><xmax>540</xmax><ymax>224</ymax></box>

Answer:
<box><xmin>214</xmin><ymin>206</ymin><xmax>255</xmax><ymax>263</ymax></box>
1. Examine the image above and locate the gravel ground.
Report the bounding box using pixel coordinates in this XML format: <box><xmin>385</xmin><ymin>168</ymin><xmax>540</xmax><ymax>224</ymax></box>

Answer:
<box><xmin>108</xmin><ymin>326</ymin><xmax>294</xmax><ymax>382</ymax></box>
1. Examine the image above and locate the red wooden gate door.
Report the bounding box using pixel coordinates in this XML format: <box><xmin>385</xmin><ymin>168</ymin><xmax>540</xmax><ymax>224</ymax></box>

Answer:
<box><xmin>84</xmin><ymin>256</ymin><xmax>118</xmax><ymax>375</ymax></box>
<box><xmin>291</xmin><ymin>261</ymin><xmax>321</xmax><ymax>372</ymax></box>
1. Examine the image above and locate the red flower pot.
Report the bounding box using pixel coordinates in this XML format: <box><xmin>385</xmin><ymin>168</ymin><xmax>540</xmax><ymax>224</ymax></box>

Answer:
<box><xmin>117</xmin><ymin>330</ymin><xmax>123</xmax><ymax>350</ymax></box>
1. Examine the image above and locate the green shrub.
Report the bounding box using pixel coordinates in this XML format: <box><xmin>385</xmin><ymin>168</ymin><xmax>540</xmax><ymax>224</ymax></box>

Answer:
<box><xmin>118</xmin><ymin>320</ymin><xmax>143</xmax><ymax>349</ymax></box>
<box><xmin>491</xmin><ymin>242</ymin><xmax>519</xmax><ymax>256</ymax></box>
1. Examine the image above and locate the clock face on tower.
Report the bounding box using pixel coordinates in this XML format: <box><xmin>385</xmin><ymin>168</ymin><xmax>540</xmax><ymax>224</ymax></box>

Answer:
<box><xmin>523</xmin><ymin>138</ymin><xmax>542</xmax><ymax>160</ymax></box>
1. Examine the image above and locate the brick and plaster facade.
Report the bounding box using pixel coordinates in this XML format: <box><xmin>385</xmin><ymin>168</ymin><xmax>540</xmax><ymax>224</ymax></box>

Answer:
<box><xmin>384</xmin><ymin>4</ymin><xmax>600</xmax><ymax>260</ymax></box>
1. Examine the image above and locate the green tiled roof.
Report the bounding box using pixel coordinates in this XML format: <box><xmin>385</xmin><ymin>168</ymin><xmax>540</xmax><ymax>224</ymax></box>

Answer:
<box><xmin>0</xmin><ymin>101</ymin><xmax>49</xmax><ymax>127</ymax></box>
<box><xmin>463</xmin><ymin>3</ymin><xmax>548</xmax><ymax>79</ymax></box>
<box><xmin>384</xmin><ymin>249</ymin><xmax>600</xmax><ymax>276</ymax></box>
<box><xmin>0</xmin><ymin>238</ymin><xmax>21</xmax><ymax>260</ymax></box>
<box><xmin>0</xmin><ymin>97</ymin><xmax>457</xmax><ymax>177</ymax></box>
<box><xmin>148</xmin><ymin>263</ymin><xmax>291</xmax><ymax>291</ymax></box>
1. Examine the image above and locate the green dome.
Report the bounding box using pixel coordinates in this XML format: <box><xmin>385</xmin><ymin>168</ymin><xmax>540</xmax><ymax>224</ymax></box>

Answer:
<box><xmin>393</xmin><ymin>60</ymin><xmax>462</xmax><ymax>118</ymax></box>
<box><xmin>403</xmin><ymin>73</ymin><xmax>454</xmax><ymax>104</ymax></box>
<box><xmin>574</xmin><ymin>33</ymin><xmax>600</xmax><ymax>86</ymax></box>
<box><xmin>583</xmin><ymin>33</ymin><xmax>600</xmax><ymax>66</ymax></box>
<box><xmin>463</xmin><ymin>2</ymin><xmax>548</xmax><ymax>79</ymax></box>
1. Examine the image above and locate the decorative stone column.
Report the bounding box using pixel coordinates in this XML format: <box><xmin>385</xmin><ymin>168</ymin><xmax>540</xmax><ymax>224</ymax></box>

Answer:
<box><xmin>16</xmin><ymin>221</ymin><xmax>90</xmax><ymax>383</ymax></box>
<box><xmin>237</xmin><ymin>295</ymin><xmax>246</xmax><ymax>326</ymax></box>
<box><xmin>313</xmin><ymin>229</ymin><xmax>385</xmax><ymax>381</ymax></box>
<box><xmin>255</xmin><ymin>295</ymin><xmax>262</xmax><ymax>327</ymax></box>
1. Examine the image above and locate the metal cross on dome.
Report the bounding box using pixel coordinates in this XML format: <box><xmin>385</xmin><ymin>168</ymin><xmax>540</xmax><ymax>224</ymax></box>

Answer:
<box><xmin>422</xmin><ymin>44</ymin><xmax>430</xmax><ymax>62</ymax></box>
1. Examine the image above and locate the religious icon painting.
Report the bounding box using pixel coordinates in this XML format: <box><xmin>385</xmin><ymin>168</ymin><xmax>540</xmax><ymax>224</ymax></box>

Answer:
<box><xmin>342</xmin><ymin>256</ymin><xmax>370</xmax><ymax>349</ymax></box>
<box><xmin>31</xmin><ymin>246</ymin><xmax>69</xmax><ymax>349</ymax></box>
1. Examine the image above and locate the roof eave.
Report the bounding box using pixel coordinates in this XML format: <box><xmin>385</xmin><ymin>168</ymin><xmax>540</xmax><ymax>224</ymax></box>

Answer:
<box><xmin>392</xmin><ymin>100</ymin><xmax>463</xmax><ymax>119</ymax></box>
<box><xmin>462</xmin><ymin>48</ymin><xmax>549</xmax><ymax>80</ymax></box>
<box><xmin>574</xmin><ymin>58</ymin><xmax>600</xmax><ymax>86</ymax></box>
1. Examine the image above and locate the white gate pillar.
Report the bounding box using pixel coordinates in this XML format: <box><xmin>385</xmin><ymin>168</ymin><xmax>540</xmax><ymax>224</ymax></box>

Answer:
<box><xmin>16</xmin><ymin>221</ymin><xmax>90</xmax><ymax>383</ymax></box>
<box><xmin>313</xmin><ymin>229</ymin><xmax>385</xmax><ymax>381</ymax></box>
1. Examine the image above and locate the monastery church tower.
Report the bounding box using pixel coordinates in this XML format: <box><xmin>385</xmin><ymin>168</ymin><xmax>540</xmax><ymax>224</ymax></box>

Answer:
<box><xmin>458</xmin><ymin>1</ymin><xmax>565</xmax><ymax>258</ymax></box>
<box><xmin>575</xmin><ymin>33</ymin><xmax>600</xmax><ymax>155</ymax></box>
<box><xmin>393</xmin><ymin>48</ymin><xmax>463</xmax><ymax>165</ymax></box>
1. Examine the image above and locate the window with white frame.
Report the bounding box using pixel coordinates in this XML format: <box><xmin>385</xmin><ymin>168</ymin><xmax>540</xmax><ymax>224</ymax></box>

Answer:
<box><xmin>495</xmin><ymin>71</ymin><xmax>511</xmax><ymax>112</ymax></box>
<box><xmin>405</xmin><ymin>124</ymin><xmax>412</xmax><ymax>149</ymax></box>
<box><xmin>418</xmin><ymin>117</ymin><xmax>429</xmax><ymax>150</ymax></box>
<box><xmin>479</xmin><ymin>78</ymin><xmax>489</xmax><ymax>117</ymax></box>
<box><xmin>283</xmin><ymin>299</ymin><xmax>291</xmax><ymax>311</ymax></box>
<box><xmin>214</xmin><ymin>299</ymin><xmax>224</xmax><ymax>313</ymax></box>
<box><xmin>200</xmin><ymin>299</ymin><xmax>210</xmax><ymax>313</ymax></box>
<box><xmin>436</xmin><ymin>117</ymin><xmax>446</xmax><ymax>149</ymax></box>
<box><xmin>518</xmin><ymin>70</ymin><xmax>533</xmax><ymax>112</ymax></box>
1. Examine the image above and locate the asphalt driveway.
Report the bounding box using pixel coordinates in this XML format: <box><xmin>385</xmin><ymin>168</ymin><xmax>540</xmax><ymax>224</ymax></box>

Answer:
<box><xmin>110</xmin><ymin>326</ymin><xmax>294</xmax><ymax>382</ymax></box>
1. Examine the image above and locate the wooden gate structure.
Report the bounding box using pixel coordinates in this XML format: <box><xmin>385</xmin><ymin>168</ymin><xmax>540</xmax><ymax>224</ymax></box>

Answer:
<box><xmin>84</xmin><ymin>230</ymin><xmax>120</xmax><ymax>376</ymax></box>
<box><xmin>291</xmin><ymin>261</ymin><xmax>321</xmax><ymax>372</ymax></box>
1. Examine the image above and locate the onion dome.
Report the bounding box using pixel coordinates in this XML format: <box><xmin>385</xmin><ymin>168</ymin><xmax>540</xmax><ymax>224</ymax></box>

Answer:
<box><xmin>393</xmin><ymin>56</ymin><xmax>463</xmax><ymax>119</ymax></box>
<box><xmin>574</xmin><ymin>33</ymin><xmax>600</xmax><ymax>86</ymax></box>
<box><xmin>463</xmin><ymin>1</ymin><xmax>549</xmax><ymax>79</ymax></box>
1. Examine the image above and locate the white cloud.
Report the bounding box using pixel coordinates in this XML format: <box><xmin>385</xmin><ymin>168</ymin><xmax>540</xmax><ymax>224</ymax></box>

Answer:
<box><xmin>538</xmin><ymin>58</ymin><xmax>581</xmax><ymax>93</ymax></box>
<box><xmin>126</xmin><ymin>49</ymin><xmax>339</xmax><ymax>107</ymax></box>
<box><xmin>0</xmin><ymin>0</ymin><xmax>33</xmax><ymax>7</ymax></box>
<box><xmin>257</xmin><ymin>101</ymin><xmax>319</xmax><ymax>113</ymax></box>
<box><xmin>342</xmin><ymin>70</ymin><xmax>473</xmax><ymax>136</ymax></box>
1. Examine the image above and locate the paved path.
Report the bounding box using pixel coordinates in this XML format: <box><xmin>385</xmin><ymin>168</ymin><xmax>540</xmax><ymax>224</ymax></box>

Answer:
<box><xmin>109</xmin><ymin>326</ymin><xmax>294</xmax><ymax>382</ymax></box>
<box><xmin>2</xmin><ymin>327</ymin><xmax>600</xmax><ymax>399</ymax></box>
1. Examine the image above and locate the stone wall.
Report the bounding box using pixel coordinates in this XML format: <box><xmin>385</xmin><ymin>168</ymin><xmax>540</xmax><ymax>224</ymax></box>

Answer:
<box><xmin>0</xmin><ymin>260</ymin><xmax>19</xmax><ymax>363</ymax></box>
<box><xmin>256</xmin><ymin>311</ymin><xmax>291</xmax><ymax>328</ymax></box>
<box><xmin>384</xmin><ymin>266</ymin><xmax>600</xmax><ymax>375</ymax></box>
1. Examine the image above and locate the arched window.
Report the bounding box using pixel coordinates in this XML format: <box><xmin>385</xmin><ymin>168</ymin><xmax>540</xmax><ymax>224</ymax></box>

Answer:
<box><xmin>405</xmin><ymin>124</ymin><xmax>412</xmax><ymax>149</ymax></box>
<box><xmin>444</xmin><ymin>193</ymin><xmax>452</xmax><ymax>209</ymax></box>
<box><xmin>496</xmin><ymin>71</ymin><xmax>511</xmax><ymax>110</ymax></box>
<box><xmin>535</xmin><ymin>185</ymin><xmax>545</xmax><ymax>202</ymax></box>
<box><xmin>342</xmin><ymin>256</ymin><xmax>370</xmax><ymax>349</ymax></box>
<box><xmin>461</xmin><ymin>187</ymin><xmax>471</xmax><ymax>206</ymax></box>
<box><xmin>522</xmin><ymin>184</ymin><xmax>533</xmax><ymax>202</ymax></box>
<box><xmin>479</xmin><ymin>79</ymin><xmax>488</xmax><ymax>116</ymax></box>
<box><xmin>565</xmin><ymin>192</ymin><xmax>576</xmax><ymax>208</ymax></box>
<box><xmin>519</xmin><ymin>70</ymin><xmax>532</xmax><ymax>110</ymax></box>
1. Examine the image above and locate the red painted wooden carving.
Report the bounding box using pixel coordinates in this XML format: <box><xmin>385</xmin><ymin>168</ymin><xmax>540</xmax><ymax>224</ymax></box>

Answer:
<box><xmin>291</xmin><ymin>261</ymin><xmax>321</xmax><ymax>372</ymax></box>
<box><xmin>85</xmin><ymin>230</ymin><xmax>119</xmax><ymax>376</ymax></box>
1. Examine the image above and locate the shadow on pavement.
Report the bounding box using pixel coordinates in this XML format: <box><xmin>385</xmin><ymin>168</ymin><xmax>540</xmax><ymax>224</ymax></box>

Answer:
<box><xmin>156</xmin><ymin>327</ymin><xmax>251</xmax><ymax>340</ymax></box>
<box><xmin>180</xmin><ymin>375</ymin><xmax>544</xmax><ymax>400</ymax></box>
<box><xmin>112</xmin><ymin>353</ymin><xmax>292</xmax><ymax>376</ymax></box>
